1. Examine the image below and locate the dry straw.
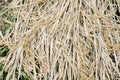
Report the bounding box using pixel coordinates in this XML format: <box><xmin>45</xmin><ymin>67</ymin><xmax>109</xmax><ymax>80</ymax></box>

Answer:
<box><xmin>0</xmin><ymin>0</ymin><xmax>120</xmax><ymax>80</ymax></box>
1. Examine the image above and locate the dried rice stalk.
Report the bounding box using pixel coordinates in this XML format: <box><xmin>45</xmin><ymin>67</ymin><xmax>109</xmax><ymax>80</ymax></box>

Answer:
<box><xmin>0</xmin><ymin>0</ymin><xmax>120</xmax><ymax>80</ymax></box>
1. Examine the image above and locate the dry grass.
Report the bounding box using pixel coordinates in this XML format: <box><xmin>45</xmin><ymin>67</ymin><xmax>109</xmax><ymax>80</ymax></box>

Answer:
<box><xmin>0</xmin><ymin>0</ymin><xmax>120</xmax><ymax>80</ymax></box>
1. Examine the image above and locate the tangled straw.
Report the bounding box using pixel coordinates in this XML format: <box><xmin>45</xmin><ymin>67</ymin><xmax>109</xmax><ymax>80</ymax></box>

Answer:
<box><xmin>0</xmin><ymin>0</ymin><xmax>120</xmax><ymax>80</ymax></box>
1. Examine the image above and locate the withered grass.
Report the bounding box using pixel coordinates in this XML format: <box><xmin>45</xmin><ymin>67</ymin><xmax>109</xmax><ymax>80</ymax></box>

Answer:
<box><xmin>0</xmin><ymin>0</ymin><xmax>120</xmax><ymax>80</ymax></box>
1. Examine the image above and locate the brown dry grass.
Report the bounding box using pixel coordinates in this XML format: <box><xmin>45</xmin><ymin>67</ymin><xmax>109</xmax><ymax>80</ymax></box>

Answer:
<box><xmin>0</xmin><ymin>0</ymin><xmax>120</xmax><ymax>80</ymax></box>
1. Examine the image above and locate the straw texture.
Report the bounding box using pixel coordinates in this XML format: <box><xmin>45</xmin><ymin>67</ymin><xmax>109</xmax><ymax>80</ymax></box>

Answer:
<box><xmin>0</xmin><ymin>0</ymin><xmax>120</xmax><ymax>80</ymax></box>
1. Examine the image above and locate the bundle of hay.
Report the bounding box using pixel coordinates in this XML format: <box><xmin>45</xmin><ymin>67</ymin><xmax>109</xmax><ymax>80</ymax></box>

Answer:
<box><xmin>0</xmin><ymin>0</ymin><xmax>120</xmax><ymax>80</ymax></box>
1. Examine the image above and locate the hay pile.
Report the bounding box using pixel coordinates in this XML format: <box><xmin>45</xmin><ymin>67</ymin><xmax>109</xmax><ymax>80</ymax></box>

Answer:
<box><xmin>0</xmin><ymin>0</ymin><xmax>120</xmax><ymax>80</ymax></box>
